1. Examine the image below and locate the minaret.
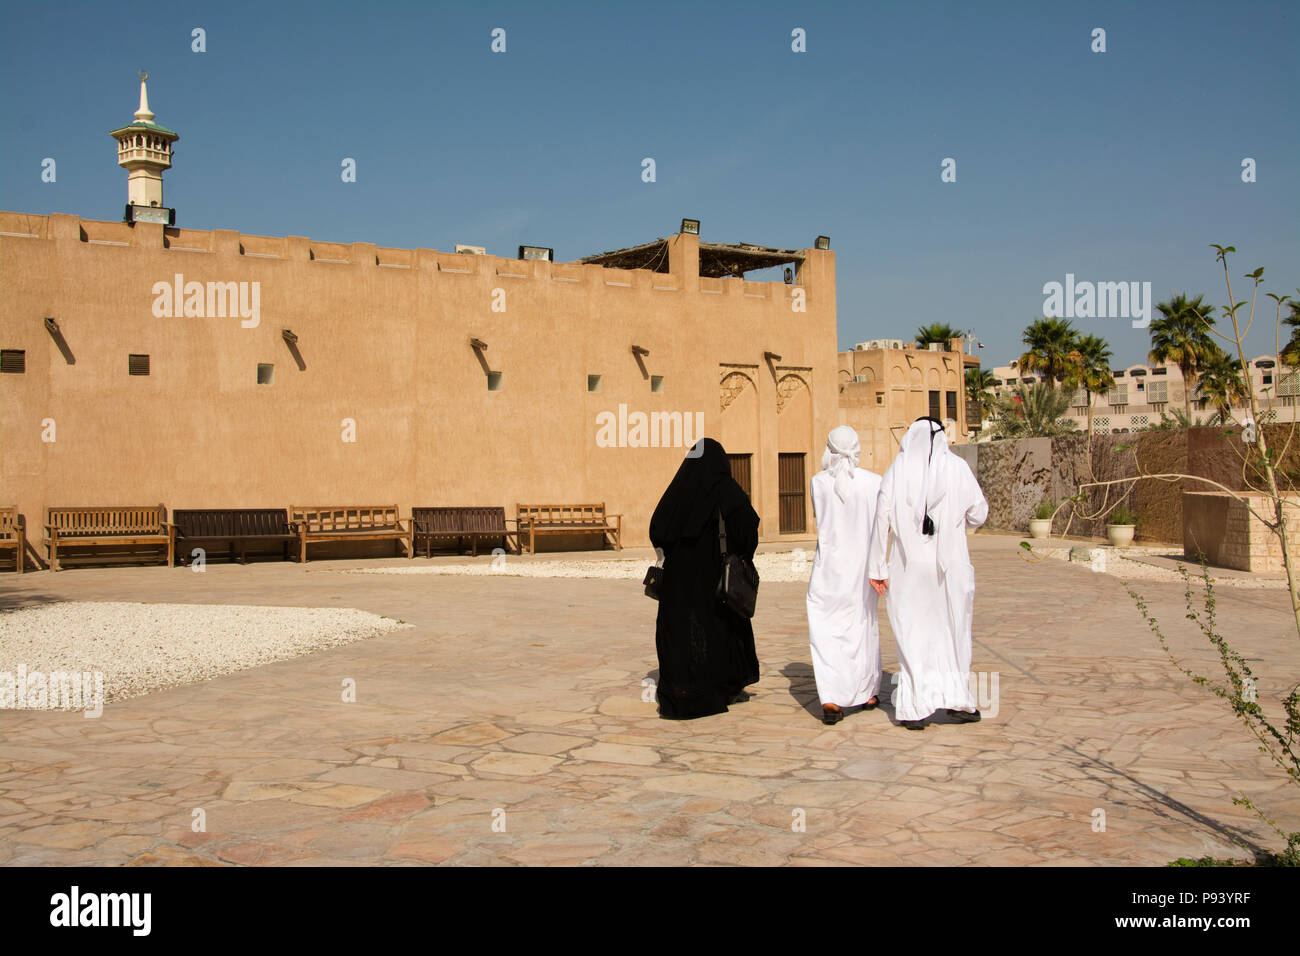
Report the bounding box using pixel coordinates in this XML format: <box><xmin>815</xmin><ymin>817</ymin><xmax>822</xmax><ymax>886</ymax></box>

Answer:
<box><xmin>109</xmin><ymin>71</ymin><xmax>179</xmax><ymax>225</ymax></box>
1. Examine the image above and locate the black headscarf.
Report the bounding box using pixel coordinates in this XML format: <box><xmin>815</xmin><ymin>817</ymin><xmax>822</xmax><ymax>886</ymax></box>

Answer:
<box><xmin>650</xmin><ymin>438</ymin><xmax>735</xmax><ymax>545</ymax></box>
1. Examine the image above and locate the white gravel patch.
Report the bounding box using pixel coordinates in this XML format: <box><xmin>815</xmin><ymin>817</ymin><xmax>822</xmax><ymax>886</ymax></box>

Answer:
<box><xmin>343</xmin><ymin>550</ymin><xmax>818</xmax><ymax>583</ymax></box>
<box><xmin>350</xmin><ymin>546</ymin><xmax>1284</xmax><ymax>591</ymax></box>
<box><xmin>0</xmin><ymin>602</ymin><xmax>411</xmax><ymax>707</ymax></box>
<box><xmin>1036</xmin><ymin>544</ymin><xmax>1287</xmax><ymax>588</ymax></box>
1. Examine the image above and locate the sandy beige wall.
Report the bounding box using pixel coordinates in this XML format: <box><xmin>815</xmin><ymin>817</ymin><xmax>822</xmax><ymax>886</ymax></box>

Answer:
<box><xmin>0</xmin><ymin>215</ymin><xmax>837</xmax><ymax>555</ymax></box>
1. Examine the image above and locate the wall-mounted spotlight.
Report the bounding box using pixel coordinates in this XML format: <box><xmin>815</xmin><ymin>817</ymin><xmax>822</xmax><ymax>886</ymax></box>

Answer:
<box><xmin>814</xmin><ymin>236</ymin><xmax>830</xmax><ymax>250</ymax></box>
<box><xmin>631</xmin><ymin>345</ymin><xmax>650</xmax><ymax>357</ymax></box>
<box><xmin>680</xmin><ymin>219</ymin><xmax>700</xmax><ymax>236</ymax></box>
<box><xmin>470</xmin><ymin>337</ymin><xmax>488</xmax><ymax>351</ymax></box>
<box><xmin>518</xmin><ymin>245</ymin><xmax>553</xmax><ymax>262</ymax></box>
<box><xmin>281</xmin><ymin>329</ymin><xmax>299</xmax><ymax>346</ymax></box>
<box><xmin>783</xmin><ymin>268</ymin><xmax>793</xmax><ymax>284</ymax></box>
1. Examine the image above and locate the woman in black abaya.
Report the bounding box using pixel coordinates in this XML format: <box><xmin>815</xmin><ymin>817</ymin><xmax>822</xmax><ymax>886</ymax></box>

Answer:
<box><xmin>649</xmin><ymin>437</ymin><xmax>760</xmax><ymax>719</ymax></box>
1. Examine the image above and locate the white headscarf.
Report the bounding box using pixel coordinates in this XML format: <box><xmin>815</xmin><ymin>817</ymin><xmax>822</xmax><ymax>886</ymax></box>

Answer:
<box><xmin>821</xmin><ymin>425</ymin><xmax>861</xmax><ymax>502</ymax></box>
<box><xmin>896</xmin><ymin>418</ymin><xmax>951</xmax><ymax>532</ymax></box>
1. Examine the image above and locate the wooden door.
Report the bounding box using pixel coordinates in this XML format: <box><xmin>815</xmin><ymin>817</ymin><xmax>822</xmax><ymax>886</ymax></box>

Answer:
<box><xmin>727</xmin><ymin>454</ymin><xmax>753</xmax><ymax>500</ymax></box>
<box><xmin>778</xmin><ymin>453</ymin><xmax>806</xmax><ymax>534</ymax></box>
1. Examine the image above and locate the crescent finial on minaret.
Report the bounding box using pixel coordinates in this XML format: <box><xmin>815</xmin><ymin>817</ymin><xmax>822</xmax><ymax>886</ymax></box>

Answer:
<box><xmin>135</xmin><ymin>72</ymin><xmax>154</xmax><ymax>122</ymax></box>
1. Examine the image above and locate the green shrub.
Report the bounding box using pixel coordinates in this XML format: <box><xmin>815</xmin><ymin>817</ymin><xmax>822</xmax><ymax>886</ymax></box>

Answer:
<box><xmin>1109</xmin><ymin>502</ymin><xmax>1136</xmax><ymax>526</ymax></box>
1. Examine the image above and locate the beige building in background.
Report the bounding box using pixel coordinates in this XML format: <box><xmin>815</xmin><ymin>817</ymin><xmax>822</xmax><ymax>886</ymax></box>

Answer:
<box><xmin>836</xmin><ymin>338</ymin><xmax>978</xmax><ymax>473</ymax></box>
<box><xmin>0</xmin><ymin>82</ymin><xmax>842</xmax><ymax>557</ymax></box>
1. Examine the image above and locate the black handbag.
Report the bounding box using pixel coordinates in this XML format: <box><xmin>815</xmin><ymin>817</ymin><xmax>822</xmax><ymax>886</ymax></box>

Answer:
<box><xmin>715</xmin><ymin>509</ymin><xmax>759</xmax><ymax>618</ymax></box>
<box><xmin>643</xmin><ymin>564</ymin><xmax>663</xmax><ymax>600</ymax></box>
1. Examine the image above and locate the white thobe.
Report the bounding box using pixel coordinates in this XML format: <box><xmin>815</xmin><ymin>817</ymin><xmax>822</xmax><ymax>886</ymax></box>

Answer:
<box><xmin>806</xmin><ymin>468</ymin><xmax>883</xmax><ymax>707</ymax></box>
<box><xmin>867</xmin><ymin>456</ymin><xmax>988</xmax><ymax>721</ymax></box>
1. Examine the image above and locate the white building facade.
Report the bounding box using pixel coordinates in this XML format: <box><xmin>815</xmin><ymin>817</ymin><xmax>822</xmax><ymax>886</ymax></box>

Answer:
<box><xmin>984</xmin><ymin>355</ymin><xmax>1296</xmax><ymax>434</ymax></box>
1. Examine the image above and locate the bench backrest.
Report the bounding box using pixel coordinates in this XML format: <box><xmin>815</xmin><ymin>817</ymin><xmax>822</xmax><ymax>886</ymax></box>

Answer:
<box><xmin>290</xmin><ymin>506</ymin><xmax>402</xmax><ymax>533</ymax></box>
<box><xmin>0</xmin><ymin>507</ymin><xmax>22</xmax><ymax>539</ymax></box>
<box><xmin>173</xmin><ymin>509</ymin><xmax>291</xmax><ymax>537</ymax></box>
<box><xmin>412</xmin><ymin>507</ymin><xmax>506</xmax><ymax>534</ymax></box>
<box><xmin>46</xmin><ymin>505</ymin><xmax>166</xmax><ymax>536</ymax></box>
<box><xmin>517</xmin><ymin>503</ymin><xmax>608</xmax><ymax>526</ymax></box>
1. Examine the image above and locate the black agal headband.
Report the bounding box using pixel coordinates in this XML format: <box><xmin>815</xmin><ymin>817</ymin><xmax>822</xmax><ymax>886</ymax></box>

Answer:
<box><xmin>915</xmin><ymin>417</ymin><xmax>944</xmax><ymax>536</ymax></box>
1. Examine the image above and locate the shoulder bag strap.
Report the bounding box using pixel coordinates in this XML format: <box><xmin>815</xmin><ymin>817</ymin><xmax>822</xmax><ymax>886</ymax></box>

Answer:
<box><xmin>717</xmin><ymin>507</ymin><xmax>728</xmax><ymax>557</ymax></box>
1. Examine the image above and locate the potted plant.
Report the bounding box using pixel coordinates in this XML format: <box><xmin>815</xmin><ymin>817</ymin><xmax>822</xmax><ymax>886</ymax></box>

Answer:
<box><xmin>1029</xmin><ymin>498</ymin><xmax>1055</xmax><ymax>539</ymax></box>
<box><xmin>1107</xmin><ymin>502</ymin><xmax>1137</xmax><ymax>548</ymax></box>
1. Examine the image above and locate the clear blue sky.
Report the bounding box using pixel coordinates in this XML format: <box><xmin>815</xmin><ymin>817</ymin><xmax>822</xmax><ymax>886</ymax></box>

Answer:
<box><xmin>2</xmin><ymin>0</ymin><xmax>1295</xmax><ymax>367</ymax></box>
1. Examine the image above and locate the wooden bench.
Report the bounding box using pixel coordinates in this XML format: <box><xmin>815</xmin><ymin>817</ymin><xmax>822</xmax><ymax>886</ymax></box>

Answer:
<box><xmin>1</xmin><ymin>507</ymin><xmax>25</xmax><ymax>573</ymax></box>
<box><xmin>289</xmin><ymin>506</ymin><xmax>412</xmax><ymax>563</ymax></box>
<box><xmin>516</xmin><ymin>503</ymin><xmax>622</xmax><ymax>554</ymax></box>
<box><xmin>44</xmin><ymin>505</ymin><xmax>173</xmax><ymax>571</ymax></box>
<box><xmin>172</xmin><ymin>509</ymin><xmax>298</xmax><ymax>565</ymax></box>
<box><xmin>412</xmin><ymin>506</ymin><xmax>516</xmax><ymax>557</ymax></box>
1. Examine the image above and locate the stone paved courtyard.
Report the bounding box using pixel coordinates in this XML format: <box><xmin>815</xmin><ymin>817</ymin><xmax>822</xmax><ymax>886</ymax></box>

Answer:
<box><xmin>2</xmin><ymin>534</ymin><xmax>1298</xmax><ymax>866</ymax></box>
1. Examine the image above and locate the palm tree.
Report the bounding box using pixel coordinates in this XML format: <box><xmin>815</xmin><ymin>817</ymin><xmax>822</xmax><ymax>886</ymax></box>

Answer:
<box><xmin>1148</xmin><ymin>293</ymin><xmax>1218</xmax><ymax>417</ymax></box>
<box><xmin>916</xmin><ymin>323</ymin><xmax>965</xmax><ymax>350</ymax></box>
<box><xmin>1196</xmin><ymin>350</ymin><xmax>1249</xmax><ymax>425</ymax></box>
<box><xmin>990</xmin><ymin>382</ymin><xmax>1079</xmax><ymax>439</ymax></box>
<box><xmin>1018</xmin><ymin>318</ymin><xmax>1079</xmax><ymax>386</ymax></box>
<box><xmin>1064</xmin><ymin>334</ymin><xmax>1114</xmax><ymax>436</ymax></box>
<box><xmin>965</xmin><ymin>368</ymin><xmax>996</xmax><ymax>425</ymax></box>
<box><xmin>1280</xmin><ymin>295</ymin><xmax>1300</xmax><ymax>367</ymax></box>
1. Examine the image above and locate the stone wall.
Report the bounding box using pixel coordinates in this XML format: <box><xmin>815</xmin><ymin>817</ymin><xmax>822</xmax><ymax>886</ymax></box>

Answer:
<box><xmin>962</xmin><ymin>425</ymin><xmax>1300</xmax><ymax>553</ymax></box>
<box><xmin>1184</xmin><ymin>491</ymin><xmax>1300</xmax><ymax>572</ymax></box>
<box><xmin>961</xmin><ymin>431</ymin><xmax>1188</xmax><ymax>543</ymax></box>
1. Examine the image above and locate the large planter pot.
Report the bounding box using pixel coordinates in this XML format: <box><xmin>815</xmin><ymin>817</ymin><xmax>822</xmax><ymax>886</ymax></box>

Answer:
<box><xmin>1107</xmin><ymin>524</ymin><xmax>1136</xmax><ymax>548</ymax></box>
<box><xmin>1029</xmin><ymin>518</ymin><xmax>1052</xmax><ymax>539</ymax></box>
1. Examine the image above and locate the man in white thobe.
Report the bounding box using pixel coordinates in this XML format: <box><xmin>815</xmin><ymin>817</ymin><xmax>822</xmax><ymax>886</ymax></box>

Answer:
<box><xmin>868</xmin><ymin>417</ymin><xmax>988</xmax><ymax>730</ymax></box>
<box><xmin>806</xmin><ymin>426</ymin><xmax>883</xmax><ymax>725</ymax></box>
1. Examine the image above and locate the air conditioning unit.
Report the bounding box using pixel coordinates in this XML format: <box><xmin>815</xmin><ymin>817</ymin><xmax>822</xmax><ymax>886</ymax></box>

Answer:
<box><xmin>853</xmin><ymin>374</ymin><xmax>868</xmax><ymax>383</ymax></box>
<box><xmin>855</xmin><ymin>339</ymin><xmax>887</xmax><ymax>351</ymax></box>
<box><xmin>888</xmin><ymin>339</ymin><xmax>904</xmax><ymax>350</ymax></box>
<box><xmin>454</xmin><ymin>244</ymin><xmax>486</xmax><ymax>255</ymax></box>
<box><xmin>928</xmin><ymin>343</ymin><xmax>942</xmax><ymax>352</ymax></box>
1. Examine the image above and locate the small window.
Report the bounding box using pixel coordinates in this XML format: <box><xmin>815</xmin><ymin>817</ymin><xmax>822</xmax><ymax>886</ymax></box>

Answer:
<box><xmin>928</xmin><ymin>390</ymin><xmax>941</xmax><ymax>419</ymax></box>
<box><xmin>0</xmin><ymin>349</ymin><xmax>25</xmax><ymax>373</ymax></box>
<box><xmin>650</xmin><ymin>375</ymin><xmax>664</xmax><ymax>394</ymax></box>
<box><xmin>587</xmin><ymin>374</ymin><xmax>602</xmax><ymax>392</ymax></box>
<box><xmin>487</xmin><ymin>371</ymin><xmax>502</xmax><ymax>391</ymax></box>
<box><xmin>1152</xmin><ymin>367</ymin><xmax>1167</xmax><ymax>375</ymax></box>
<box><xmin>945</xmin><ymin>391</ymin><xmax>958</xmax><ymax>420</ymax></box>
<box><xmin>1264</xmin><ymin>374</ymin><xmax>1273</xmax><ymax>385</ymax></box>
<box><xmin>257</xmin><ymin>363</ymin><xmax>274</xmax><ymax>385</ymax></box>
<box><xmin>128</xmin><ymin>354</ymin><xmax>150</xmax><ymax>376</ymax></box>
